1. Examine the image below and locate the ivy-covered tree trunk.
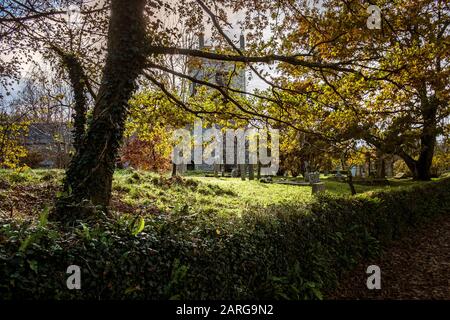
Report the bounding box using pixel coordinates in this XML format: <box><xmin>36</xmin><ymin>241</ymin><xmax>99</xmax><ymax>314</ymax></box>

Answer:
<box><xmin>54</xmin><ymin>0</ymin><xmax>147</xmax><ymax>219</ymax></box>
<box><xmin>59</xmin><ymin>52</ymin><xmax>88</xmax><ymax>153</ymax></box>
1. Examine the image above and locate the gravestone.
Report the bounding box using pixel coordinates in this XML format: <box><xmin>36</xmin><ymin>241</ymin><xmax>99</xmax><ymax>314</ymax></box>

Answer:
<box><xmin>335</xmin><ymin>167</ymin><xmax>343</xmax><ymax>180</ymax></box>
<box><xmin>394</xmin><ymin>172</ymin><xmax>410</xmax><ymax>179</ymax></box>
<box><xmin>213</xmin><ymin>164</ymin><xmax>220</xmax><ymax>177</ymax></box>
<box><xmin>176</xmin><ymin>164</ymin><xmax>187</xmax><ymax>175</ymax></box>
<box><xmin>307</xmin><ymin>172</ymin><xmax>320</xmax><ymax>184</ymax></box>
<box><xmin>312</xmin><ymin>182</ymin><xmax>326</xmax><ymax>195</ymax></box>
<box><xmin>260</xmin><ymin>176</ymin><xmax>273</xmax><ymax>183</ymax></box>
<box><xmin>304</xmin><ymin>171</ymin><xmax>310</xmax><ymax>183</ymax></box>
<box><xmin>385</xmin><ymin>160</ymin><xmax>394</xmax><ymax>178</ymax></box>
<box><xmin>314</xmin><ymin>172</ymin><xmax>321</xmax><ymax>183</ymax></box>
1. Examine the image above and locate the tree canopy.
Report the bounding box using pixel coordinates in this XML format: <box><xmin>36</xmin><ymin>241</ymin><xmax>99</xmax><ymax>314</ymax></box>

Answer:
<box><xmin>0</xmin><ymin>0</ymin><xmax>448</xmax><ymax>220</ymax></box>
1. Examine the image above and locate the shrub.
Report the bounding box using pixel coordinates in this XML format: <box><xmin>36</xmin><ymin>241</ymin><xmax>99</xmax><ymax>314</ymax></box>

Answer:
<box><xmin>0</xmin><ymin>179</ymin><xmax>449</xmax><ymax>300</ymax></box>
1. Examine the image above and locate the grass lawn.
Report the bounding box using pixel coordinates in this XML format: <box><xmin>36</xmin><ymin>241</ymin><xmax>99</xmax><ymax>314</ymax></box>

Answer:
<box><xmin>0</xmin><ymin>168</ymin><xmax>448</xmax><ymax>300</ymax></box>
<box><xmin>0</xmin><ymin>168</ymin><xmax>435</xmax><ymax>220</ymax></box>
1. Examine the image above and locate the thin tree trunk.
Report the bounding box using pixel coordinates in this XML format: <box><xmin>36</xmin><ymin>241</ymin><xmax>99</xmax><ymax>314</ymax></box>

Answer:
<box><xmin>171</xmin><ymin>163</ymin><xmax>177</xmax><ymax>177</ymax></box>
<box><xmin>53</xmin><ymin>48</ymin><xmax>88</xmax><ymax>154</ymax></box>
<box><xmin>248</xmin><ymin>164</ymin><xmax>255</xmax><ymax>180</ymax></box>
<box><xmin>347</xmin><ymin>169</ymin><xmax>357</xmax><ymax>196</ymax></box>
<box><xmin>240</xmin><ymin>164</ymin><xmax>246</xmax><ymax>181</ymax></box>
<box><xmin>257</xmin><ymin>162</ymin><xmax>261</xmax><ymax>179</ymax></box>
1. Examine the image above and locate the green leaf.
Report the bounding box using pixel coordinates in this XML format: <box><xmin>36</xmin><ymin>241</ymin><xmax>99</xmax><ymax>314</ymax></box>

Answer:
<box><xmin>28</xmin><ymin>260</ymin><xmax>38</xmax><ymax>273</ymax></box>
<box><xmin>19</xmin><ymin>234</ymin><xmax>35</xmax><ymax>252</ymax></box>
<box><xmin>311</xmin><ymin>287</ymin><xmax>323</xmax><ymax>300</ymax></box>
<box><xmin>39</xmin><ymin>206</ymin><xmax>49</xmax><ymax>227</ymax></box>
<box><xmin>124</xmin><ymin>286</ymin><xmax>140</xmax><ymax>295</ymax></box>
<box><xmin>132</xmin><ymin>217</ymin><xmax>145</xmax><ymax>236</ymax></box>
<box><xmin>80</xmin><ymin>222</ymin><xmax>91</xmax><ymax>240</ymax></box>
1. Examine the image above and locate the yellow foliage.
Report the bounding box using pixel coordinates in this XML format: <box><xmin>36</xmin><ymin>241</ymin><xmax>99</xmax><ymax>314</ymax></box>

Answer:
<box><xmin>0</xmin><ymin>120</ymin><xmax>29</xmax><ymax>169</ymax></box>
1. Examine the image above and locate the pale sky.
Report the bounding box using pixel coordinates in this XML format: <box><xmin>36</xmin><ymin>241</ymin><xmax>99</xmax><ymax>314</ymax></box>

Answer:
<box><xmin>2</xmin><ymin>0</ymin><xmax>294</xmax><ymax>101</ymax></box>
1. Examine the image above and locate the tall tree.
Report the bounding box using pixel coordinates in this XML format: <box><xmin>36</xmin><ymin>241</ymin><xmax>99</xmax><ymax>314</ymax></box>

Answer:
<box><xmin>54</xmin><ymin>0</ymin><xmax>148</xmax><ymax>218</ymax></box>
<box><xmin>2</xmin><ymin>0</ymin><xmax>371</xmax><ymax>219</ymax></box>
<box><xmin>273</xmin><ymin>0</ymin><xmax>449</xmax><ymax>180</ymax></box>
<box><xmin>1</xmin><ymin>0</ymin><xmax>108</xmax><ymax>154</ymax></box>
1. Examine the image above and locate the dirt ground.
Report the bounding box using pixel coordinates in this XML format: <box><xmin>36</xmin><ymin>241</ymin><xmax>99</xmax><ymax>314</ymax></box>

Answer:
<box><xmin>329</xmin><ymin>214</ymin><xmax>450</xmax><ymax>300</ymax></box>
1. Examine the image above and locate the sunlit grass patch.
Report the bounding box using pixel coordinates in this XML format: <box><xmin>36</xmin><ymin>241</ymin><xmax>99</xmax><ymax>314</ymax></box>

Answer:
<box><xmin>0</xmin><ymin>168</ymin><xmax>438</xmax><ymax>220</ymax></box>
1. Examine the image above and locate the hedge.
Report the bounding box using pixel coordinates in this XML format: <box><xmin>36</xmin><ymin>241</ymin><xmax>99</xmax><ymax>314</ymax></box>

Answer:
<box><xmin>0</xmin><ymin>179</ymin><xmax>449</xmax><ymax>300</ymax></box>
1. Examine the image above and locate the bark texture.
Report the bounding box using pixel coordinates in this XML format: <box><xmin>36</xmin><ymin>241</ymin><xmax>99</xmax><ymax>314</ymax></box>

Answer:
<box><xmin>54</xmin><ymin>0</ymin><xmax>147</xmax><ymax>219</ymax></box>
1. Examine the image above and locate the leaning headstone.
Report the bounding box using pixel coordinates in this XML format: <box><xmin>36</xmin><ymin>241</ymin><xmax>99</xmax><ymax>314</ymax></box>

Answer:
<box><xmin>231</xmin><ymin>168</ymin><xmax>239</xmax><ymax>177</ymax></box>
